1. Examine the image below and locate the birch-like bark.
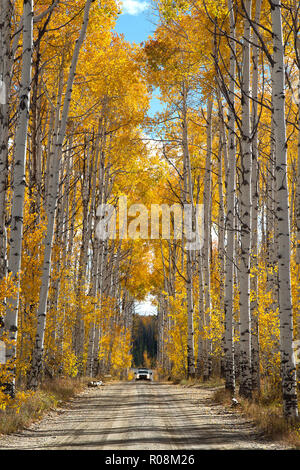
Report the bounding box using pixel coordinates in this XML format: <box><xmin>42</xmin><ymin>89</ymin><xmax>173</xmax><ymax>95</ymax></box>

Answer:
<box><xmin>30</xmin><ymin>40</ymin><xmax>43</xmax><ymax>214</ymax></box>
<box><xmin>4</xmin><ymin>0</ymin><xmax>33</xmax><ymax>397</ymax></box>
<box><xmin>196</xmin><ymin>250</ymin><xmax>204</xmax><ymax>377</ymax></box>
<box><xmin>250</xmin><ymin>0</ymin><xmax>262</xmax><ymax>393</ymax></box>
<box><xmin>92</xmin><ymin>123</ymin><xmax>107</xmax><ymax>375</ymax></box>
<box><xmin>56</xmin><ymin>143</ymin><xmax>73</xmax><ymax>359</ymax></box>
<box><xmin>0</xmin><ymin>0</ymin><xmax>13</xmax><ymax>282</ymax></box>
<box><xmin>157</xmin><ymin>296</ymin><xmax>164</xmax><ymax>372</ymax></box>
<box><xmin>160</xmin><ymin>239</ymin><xmax>171</xmax><ymax>374</ymax></box>
<box><xmin>93</xmin><ymin>237</ymin><xmax>106</xmax><ymax>376</ymax></box>
<box><xmin>202</xmin><ymin>98</ymin><xmax>213</xmax><ymax>381</ymax></box>
<box><xmin>238</xmin><ymin>0</ymin><xmax>253</xmax><ymax>399</ymax></box>
<box><xmin>86</xmin><ymin>130</ymin><xmax>102</xmax><ymax>376</ymax></box>
<box><xmin>74</xmin><ymin>139</ymin><xmax>92</xmax><ymax>370</ymax></box>
<box><xmin>220</xmin><ymin>0</ymin><xmax>236</xmax><ymax>393</ymax></box>
<box><xmin>271</xmin><ymin>0</ymin><xmax>298</xmax><ymax>419</ymax></box>
<box><xmin>48</xmin><ymin>162</ymin><xmax>64</xmax><ymax>347</ymax></box>
<box><xmin>86</xmin><ymin>238</ymin><xmax>99</xmax><ymax>377</ymax></box>
<box><xmin>216</xmin><ymin>94</ymin><xmax>226</xmax><ymax>375</ymax></box>
<box><xmin>182</xmin><ymin>82</ymin><xmax>195</xmax><ymax>378</ymax></box>
<box><xmin>27</xmin><ymin>0</ymin><xmax>94</xmax><ymax>389</ymax></box>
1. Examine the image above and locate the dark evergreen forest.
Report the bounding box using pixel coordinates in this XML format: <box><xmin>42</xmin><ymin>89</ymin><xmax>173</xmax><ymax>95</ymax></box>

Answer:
<box><xmin>132</xmin><ymin>315</ymin><xmax>158</xmax><ymax>368</ymax></box>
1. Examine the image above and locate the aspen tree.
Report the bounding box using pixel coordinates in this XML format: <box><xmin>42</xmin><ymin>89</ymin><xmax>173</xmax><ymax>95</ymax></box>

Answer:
<box><xmin>4</xmin><ymin>0</ymin><xmax>33</xmax><ymax>397</ymax></box>
<box><xmin>0</xmin><ymin>0</ymin><xmax>13</xmax><ymax>282</ymax></box>
<box><xmin>221</xmin><ymin>0</ymin><xmax>236</xmax><ymax>393</ymax></box>
<box><xmin>202</xmin><ymin>98</ymin><xmax>213</xmax><ymax>381</ymax></box>
<box><xmin>238</xmin><ymin>0</ymin><xmax>253</xmax><ymax>399</ymax></box>
<box><xmin>182</xmin><ymin>82</ymin><xmax>195</xmax><ymax>378</ymax></box>
<box><xmin>250</xmin><ymin>0</ymin><xmax>262</xmax><ymax>393</ymax></box>
<box><xmin>28</xmin><ymin>0</ymin><xmax>94</xmax><ymax>389</ymax></box>
<box><xmin>270</xmin><ymin>0</ymin><xmax>298</xmax><ymax>419</ymax></box>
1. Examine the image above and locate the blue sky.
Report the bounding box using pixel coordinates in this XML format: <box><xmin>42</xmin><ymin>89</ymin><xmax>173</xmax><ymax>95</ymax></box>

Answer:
<box><xmin>115</xmin><ymin>2</ymin><xmax>155</xmax><ymax>43</ymax></box>
<box><xmin>114</xmin><ymin>1</ymin><xmax>162</xmax><ymax>117</ymax></box>
<box><xmin>115</xmin><ymin>2</ymin><xmax>160</xmax><ymax>316</ymax></box>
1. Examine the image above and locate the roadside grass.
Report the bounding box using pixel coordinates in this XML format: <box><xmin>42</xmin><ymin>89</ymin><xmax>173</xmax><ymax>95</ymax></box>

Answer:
<box><xmin>213</xmin><ymin>383</ymin><xmax>300</xmax><ymax>449</ymax></box>
<box><xmin>172</xmin><ymin>375</ymin><xmax>224</xmax><ymax>390</ymax></box>
<box><xmin>0</xmin><ymin>376</ymin><xmax>89</xmax><ymax>435</ymax></box>
<box><xmin>181</xmin><ymin>376</ymin><xmax>224</xmax><ymax>389</ymax></box>
<box><xmin>174</xmin><ymin>373</ymin><xmax>300</xmax><ymax>448</ymax></box>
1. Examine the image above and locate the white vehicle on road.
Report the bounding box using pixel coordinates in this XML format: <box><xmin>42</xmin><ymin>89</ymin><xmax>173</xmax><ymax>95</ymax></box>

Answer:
<box><xmin>135</xmin><ymin>368</ymin><xmax>153</xmax><ymax>381</ymax></box>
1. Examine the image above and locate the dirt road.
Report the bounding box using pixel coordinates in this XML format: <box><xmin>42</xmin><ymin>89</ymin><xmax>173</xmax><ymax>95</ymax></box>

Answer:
<box><xmin>0</xmin><ymin>381</ymin><xmax>290</xmax><ymax>450</ymax></box>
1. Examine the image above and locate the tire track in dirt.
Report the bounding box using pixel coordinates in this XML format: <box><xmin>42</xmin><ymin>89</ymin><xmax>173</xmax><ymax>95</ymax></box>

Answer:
<box><xmin>0</xmin><ymin>381</ymin><xmax>291</xmax><ymax>450</ymax></box>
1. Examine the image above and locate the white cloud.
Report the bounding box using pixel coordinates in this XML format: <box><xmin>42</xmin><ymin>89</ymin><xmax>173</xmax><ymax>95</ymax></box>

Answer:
<box><xmin>135</xmin><ymin>295</ymin><xmax>157</xmax><ymax>316</ymax></box>
<box><xmin>121</xmin><ymin>0</ymin><xmax>149</xmax><ymax>15</ymax></box>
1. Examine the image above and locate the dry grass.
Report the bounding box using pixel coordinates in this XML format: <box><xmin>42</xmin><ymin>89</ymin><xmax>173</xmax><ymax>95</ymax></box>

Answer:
<box><xmin>178</xmin><ymin>375</ymin><xmax>225</xmax><ymax>390</ymax></box>
<box><xmin>213</xmin><ymin>384</ymin><xmax>300</xmax><ymax>449</ymax></box>
<box><xmin>213</xmin><ymin>387</ymin><xmax>233</xmax><ymax>405</ymax></box>
<box><xmin>40</xmin><ymin>376</ymin><xmax>88</xmax><ymax>402</ymax></box>
<box><xmin>0</xmin><ymin>376</ymin><xmax>89</xmax><ymax>435</ymax></box>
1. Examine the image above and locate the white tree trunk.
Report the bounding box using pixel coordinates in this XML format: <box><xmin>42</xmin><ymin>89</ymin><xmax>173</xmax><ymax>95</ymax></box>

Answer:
<box><xmin>182</xmin><ymin>83</ymin><xmax>195</xmax><ymax>378</ymax></box>
<box><xmin>86</xmin><ymin>239</ymin><xmax>100</xmax><ymax>377</ymax></box>
<box><xmin>4</xmin><ymin>0</ymin><xmax>33</xmax><ymax>397</ymax></box>
<box><xmin>271</xmin><ymin>0</ymin><xmax>298</xmax><ymax>419</ymax></box>
<box><xmin>86</xmin><ymin>131</ymin><xmax>101</xmax><ymax>376</ymax></box>
<box><xmin>27</xmin><ymin>0</ymin><xmax>94</xmax><ymax>389</ymax></box>
<box><xmin>250</xmin><ymin>0</ymin><xmax>262</xmax><ymax>393</ymax></box>
<box><xmin>0</xmin><ymin>0</ymin><xmax>13</xmax><ymax>282</ymax></box>
<box><xmin>74</xmin><ymin>140</ymin><xmax>92</xmax><ymax>370</ymax></box>
<box><xmin>202</xmin><ymin>98</ymin><xmax>213</xmax><ymax>381</ymax></box>
<box><xmin>216</xmin><ymin>97</ymin><xmax>226</xmax><ymax>376</ymax></box>
<box><xmin>196</xmin><ymin>250</ymin><xmax>204</xmax><ymax>377</ymax></box>
<box><xmin>222</xmin><ymin>0</ymin><xmax>236</xmax><ymax>393</ymax></box>
<box><xmin>238</xmin><ymin>0</ymin><xmax>253</xmax><ymax>399</ymax></box>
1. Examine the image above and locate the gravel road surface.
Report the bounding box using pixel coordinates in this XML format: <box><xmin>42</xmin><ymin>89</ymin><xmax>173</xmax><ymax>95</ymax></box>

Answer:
<box><xmin>0</xmin><ymin>381</ymin><xmax>291</xmax><ymax>450</ymax></box>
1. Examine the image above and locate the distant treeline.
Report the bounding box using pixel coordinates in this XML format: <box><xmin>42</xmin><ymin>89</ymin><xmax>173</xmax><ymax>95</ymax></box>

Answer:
<box><xmin>132</xmin><ymin>315</ymin><xmax>157</xmax><ymax>368</ymax></box>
